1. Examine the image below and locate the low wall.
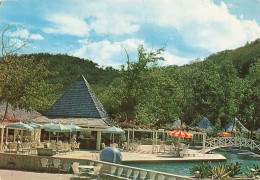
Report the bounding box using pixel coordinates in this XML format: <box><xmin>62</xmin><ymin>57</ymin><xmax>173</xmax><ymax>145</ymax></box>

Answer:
<box><xmin>0</xmin><ymin>152</ymin><xmax>92</xmax><ymax>171</ymax></box>
<box><xmin>0</xmin><ymin>152</ymin><xmax>194</xmax><ymax>180</ymax></box>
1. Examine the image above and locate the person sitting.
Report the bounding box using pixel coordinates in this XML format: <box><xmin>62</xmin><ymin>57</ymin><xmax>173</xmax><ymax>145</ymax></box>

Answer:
<box><xmin>71</xmin><ymin>138</ymin><xmax>77</xmax><ymax>151</ymax></box>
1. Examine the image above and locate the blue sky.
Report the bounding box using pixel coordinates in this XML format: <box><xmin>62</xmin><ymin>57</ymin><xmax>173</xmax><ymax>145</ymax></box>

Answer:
<box><xmin>0</xmin><ymin>0</ymin><xmax>259</xmax><ymax>68</ymax></box>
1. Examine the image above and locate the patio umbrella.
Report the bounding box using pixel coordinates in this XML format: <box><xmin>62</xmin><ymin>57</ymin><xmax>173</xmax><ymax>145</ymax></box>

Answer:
<box><xmin>27</xmin><ymin>122</ymin><xmax>43</xmax><ymax>142</ymax></box>
<box><xmin>218</xmin><ymin>132</ymin><xmax>231</xmax><ymax>137</ymax></box>
<box><xmin>6</xmin><ymin>121</ymin><xmax>34</xmax><ymax>131</ymax></box>
<box><xmin>65</xmin><ymin>123</ymin><xmax>83</xmax><ymax>132</ymax></box>
<box><xmin>27</xmin><ymin>122</ymin><xmax>43</xmax><ymax>129</ymax></box>
<box><xmin>42</xmin><ymin>122</ymin><xmax>54</xmax><ymax>129</ymax></box>
<box><xmin>102</xmin><ymin>126</ymin><xmax>125</xmax><ymax>144</ymax></box>
<box><xmin>6</xmin><ymin>121</ymin><xmax>34</xmax><ymax>142</ymax></box>
<box><xmin>65</xmin><ymin>123</ymin><xmax>83</xmax><ymax>142</ymax></box>
<box><xmin>167</xmin><ymin>130</ymin><xmax>193</xmax><ymax>156</ymax></box>
<box><xmin>42</xmin><ymin>122</ymin><xmax>54</xmax><ymax>141</ymax></box>
<box><xmin>44</xmin><ymin>123</ymin><xmax>72</xmax><ymax>141</ymax></box>
<box><xmin>167</xmin><ymin>130</ymin><xmax>193</xmax><ymax>138</ymax></box>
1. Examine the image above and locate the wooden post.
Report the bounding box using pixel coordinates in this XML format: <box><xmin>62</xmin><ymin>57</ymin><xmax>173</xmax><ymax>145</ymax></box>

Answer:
<box><xmin>96</xmin><ymin>131</ymin><xmax>101</xmax><ymax>151</ymax></box>
<box><xmin>202</xmin><ymin>133</ymin><xmax>205</xmax><ymax>154</ymax></box>
<box><xmin>6</xmin><ymin>128</ymin><xmax>8</xmax><ymax>144</ymax></box>
<box><xmin>152</xmin><ymin>131</ymin><xmax>154</xmax><ymax>153</ymax></box>
<box><xmin>155</xmin><ymin>131</ymin><xmax>158</xmax><ymax>153</ymax></box>
<box><xmin>0</xmin><ymin>128</ymin><xmax>4</xmax><ymax>151</ymax></box>
<box><xmin>127</xmin><ymin>129</ymin><xmax>130</xmax><ymax>151</ymax></box>
<box><xmin>132</xmin><ymin>130</ymin><xmax>134</xmax><ymax>143</ymax></box>
<box><xmin>97</xmin><ymin>130</ymin><xmax>102</xmax><ymax>150</ymax></box>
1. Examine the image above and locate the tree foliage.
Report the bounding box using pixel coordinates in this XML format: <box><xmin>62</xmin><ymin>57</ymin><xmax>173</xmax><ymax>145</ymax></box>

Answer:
<box><xmin>0</xmin><ymin>25</ymin><xmax>57</xmax><ymax>120</ymax></box>
<box><xmin>2</xmin><ymin>36</ymin><xmax>259</xmax><ymax>132</ymax></box>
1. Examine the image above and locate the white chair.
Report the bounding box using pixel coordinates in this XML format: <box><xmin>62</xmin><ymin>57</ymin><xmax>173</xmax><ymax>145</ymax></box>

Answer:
<box><xmin>159</xmin><ymin>144</ymin><xmax>166</xmax><ymax>153</ymax></box>
<box><xmin>101</xmin><ymin>143</ymin><xmax>106</xmax><ymax>149</ymax></box>
<box><xmin>149</xmin><ymin>171</ymin><xmax>157</xmax><ymax>180</ymax></box>
<box><xmin>117</xmin><ymin>167</ymin><xmax>124</xmax><ymax>177</ymax></box>
<box><xmin>132</xmin><ymin>170</ymin><xmax>139</xmax><ymax>180</ymax></box>
<box><xmin>37</xmin><ymin>158</ymin><xmax>49</xmax><ymax>172</ymax></box>
<box><xmin>158</xmin><ymin>175</ymin><xmax>165</xmax><ymax>180</ymax></box>
<box><xmin>71</xmin><ymin>162</ymin><xmax>80</xmax><ymax>176</ymax></box>
<box><xmin>89</xmin><ymin>161</ymin><xmax>94</xmax><ymax>166</ymax></box>
<box><xmin>51</xmin><ymin>140</ymin><xmax>56</xmax><ymax>145</ymax></box>
<box><xmin>50</xmin><ymin>159</ymin><xmax>61</xmax><ymax>172</ymax></box>
<box><xmin>139</xmin><ymin>171</ymin><xmax>147</xmax><ymax>180</ymax></box>
<box><xmin>88</xmin><ymin>164</ymin><xmax>103</xmax><ymax>179</ymax></box>
<box><xmin>126</xmin><ymin>169</ymin><xmax>132</xmax><ymax>179</ymax></box>
<box><xmin>75</xmin><ymin>142</ymin><xmax>80</xmax><ymax>150</ymax></box>
<box><xmin>110</xmin><ymin>166</ymin><xmax>117</xmax><ymax>175</ymax></box>
<box><xmin>59</xmin><ymin>163</ymin><xmax>71</xmax><ymax>173</ymax></box>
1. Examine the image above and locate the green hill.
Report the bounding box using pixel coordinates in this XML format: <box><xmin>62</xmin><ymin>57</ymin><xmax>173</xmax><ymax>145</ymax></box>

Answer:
<box><xmin>13</xmin><ymin>39</ymin><xmax>259</xmax><ymax>131</ymax></box>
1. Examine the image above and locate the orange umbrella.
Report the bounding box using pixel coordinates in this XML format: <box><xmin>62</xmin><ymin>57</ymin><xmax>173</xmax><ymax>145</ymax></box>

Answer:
<box><xmin>167</xmin><ymin>130</ymin><xmax>193</xmax><ymax>138</ymax></box>
<box><xmin>167</xmin><ymin>130</ymin><xmax>193</xmax><ymax>157</ymax></box>
<box><xmin>218</xmin><ymin>132</ymin><xmax>231</xmax><ymax>137</ymax></box>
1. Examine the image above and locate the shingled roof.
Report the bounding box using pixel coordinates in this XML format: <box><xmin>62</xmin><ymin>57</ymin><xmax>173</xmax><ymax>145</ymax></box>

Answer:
<box><xmin>198</xmin><ymin>117</ymin><xmax>214</xmax><ymax>130</ymax></box>
<box><xmin>43</xmin><ymin>75</ymin><xmax>110</xmax><ymax>119</ymax></box>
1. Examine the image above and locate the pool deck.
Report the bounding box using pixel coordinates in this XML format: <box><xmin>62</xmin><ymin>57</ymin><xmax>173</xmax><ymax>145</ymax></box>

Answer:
<box><xmin>54</xmin><ymin>145</ymin><xmax>226</xmax><ymax>163</ymax></box>
<box><xmin>0</xmin><ymin>169</ymin><xmax>74</xmax><ymax>180</ymax></box>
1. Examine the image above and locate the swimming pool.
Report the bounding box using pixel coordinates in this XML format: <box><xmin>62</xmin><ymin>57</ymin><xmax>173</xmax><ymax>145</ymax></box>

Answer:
<box><xmin>123</xmin><ymin>149</ymin><xmax>260</xmax><ymax>176</ymax></box>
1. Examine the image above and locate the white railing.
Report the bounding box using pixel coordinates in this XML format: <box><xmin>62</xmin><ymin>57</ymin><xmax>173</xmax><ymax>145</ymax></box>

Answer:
<box><xmin>97</xmin><ymin>160</ymin><xmax>194</xmax><ymax>180</ymax></box>
<box><xmin>205</xmin><ymin>137</ymin><xmax>260</xmax><ymax>153</ymax></box>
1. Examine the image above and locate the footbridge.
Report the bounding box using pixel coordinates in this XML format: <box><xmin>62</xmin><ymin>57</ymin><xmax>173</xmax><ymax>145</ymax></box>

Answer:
<box><xmin>204</xmin><ymin>137</ymin><xmax>260</xmax><ymax>154</ymax></box>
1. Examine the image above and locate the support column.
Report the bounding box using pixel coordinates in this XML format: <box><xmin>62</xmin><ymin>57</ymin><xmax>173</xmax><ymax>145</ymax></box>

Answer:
<box><xmin>202</xmin><ymin>133</ymin><xmax>206</xmax><ymax>154</ymax></box>
<box><xmin>132</xmin><ymin>130</ymin><xmax>135</xmax><ymax>143</ymax></box>
<box><xmin>96</xmin><ymin>131</ymin><xmax>101</xmax><ymax>151</ymax></box>
<box><xmin>155</xmin><ymin>131</ymin><xmax>158</xmax><ymax>153</ymax></box>
<box><xmin>152</xmin><ymin>131</ymin><xmax>154</xmax><ymax>153</ymax></box>
<box><xmin>127</xmin><ymin>129</ymin><xmax>130</xmax><ymax>151</ymax></box>
<box><xmin>0</xmin><ymin>128</ymin><xmax>4</xmax><ymax>151</ymax></box>
<box><xmin>6</xmin><ymin>128</ymin><xmax>8</xmax><ymax>144</ymax></box>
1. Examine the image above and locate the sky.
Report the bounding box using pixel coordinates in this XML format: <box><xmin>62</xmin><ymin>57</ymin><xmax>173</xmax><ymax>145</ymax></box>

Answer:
<box><xmin>0</xmin><ymin>0</ymin><xmax>260</xmax><ymax>68</ymax></box>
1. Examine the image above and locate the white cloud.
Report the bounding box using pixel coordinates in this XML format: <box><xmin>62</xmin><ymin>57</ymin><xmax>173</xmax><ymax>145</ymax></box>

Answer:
<box><xmin>9</xmin><ymin>38</ymin><xmax>24</xmax><ymax>48</ymax></box>
<box><xmin>43</xmin><ymin>15</ymin><xmax>91</xmax><ymax>37</ymax></box>
<box><xmin>10</xmin><ymin>29</ymin><xmax>44</xmax><ymax>40</ymax></box>
<box><xmin>72</xmin><ymin>38</ymin><xmax>189</xmax><ymax>68</ymax></box>
<box><xmin>44</xmin><ymin>0</ymin><xmax>260</xmax><ymax>52</ymax></box>
<box><xmin>90</xmin><ymin>14</ymin><xmax>139</xmax><ymax>35</ymax></box>
<box><xmin>143</xmin><ymin>0</ymin><xmax>260</xmax><ymax>52</ymax></box>
<box><xmin>162</xmin><ymin>52</ymin><xmax>190</xmax><ymax>66</ymax></box>
<box><xmin>30</xmin><ymin>34</ymin><xmax>44</xmax><ymax>40</ymax></box>
<box><xmin>71</xmin><ymin>38</ymin><xmax>145</xmax><ymax>68</ymax></box>
<box><xmin>40</xmin><ymin>0</ymin><xmax>260</xmax><ymax>66</ymax></box>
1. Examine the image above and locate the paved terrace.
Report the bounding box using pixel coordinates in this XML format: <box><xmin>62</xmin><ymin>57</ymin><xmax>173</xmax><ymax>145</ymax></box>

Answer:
<box><xmin>0</xmin><ymin>145</ymin><xmax>226</xmax><ymax>180</ymax></box>
<box><xmin>54</xmin><ymin>145</ymin><xmax>226</xmax><ymax>162</ymax></box>
<box><xmin>0</xmin><ymin>169</ymin><xmax>74</xmax><ymax>180</ymax></box>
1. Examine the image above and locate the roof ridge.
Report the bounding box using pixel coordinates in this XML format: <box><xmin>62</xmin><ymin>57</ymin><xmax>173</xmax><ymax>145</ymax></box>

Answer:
<box><xmin>81</xmin><ymin>75</ymin><xmax>110</xmax><ymax>119</ymax></box>
<box><xmin>43</xmin><ymin>75</ymin><xmax>110</xmax><ymax>120</ymax></box>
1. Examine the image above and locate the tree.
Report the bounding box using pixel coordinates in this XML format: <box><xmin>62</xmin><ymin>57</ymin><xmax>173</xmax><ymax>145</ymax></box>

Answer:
<box><xmin>237</xmin><ymin>59</ymin><xmax>260</xmax><ymax>134</ymax></box>
<box><xmin>0</xmin><ymin>25</ymin><xmax>56</xmax><ymax>121</ymax></box>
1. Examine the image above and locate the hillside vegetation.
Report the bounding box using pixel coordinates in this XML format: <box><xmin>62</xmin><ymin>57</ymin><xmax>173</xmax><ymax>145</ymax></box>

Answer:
<box><xmin>2</xmin><ymin>40</ymin><xmax>259</xmax><ymax>131</ymax></box>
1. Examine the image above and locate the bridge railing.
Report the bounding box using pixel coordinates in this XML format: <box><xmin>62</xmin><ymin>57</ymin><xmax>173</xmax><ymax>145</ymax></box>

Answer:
<box><xmin>205</xmin><ymin>137</ymin><xmax>260</xmax><ymax>153</ymax></box>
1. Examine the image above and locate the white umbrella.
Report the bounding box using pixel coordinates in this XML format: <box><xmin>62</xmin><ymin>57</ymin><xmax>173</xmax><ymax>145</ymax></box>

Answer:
<box><xmin>45</xmin><ymin>123</ymin><xmax>71</xmax><ymax>141</ymax></box>
<box><xmin>102</xmin><ymin>126</ymin><xmax>125</xmax><ymax>144</ymax></box>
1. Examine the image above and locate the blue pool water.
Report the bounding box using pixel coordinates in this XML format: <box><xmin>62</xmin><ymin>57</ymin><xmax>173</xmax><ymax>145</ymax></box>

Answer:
<box><xmin>123</xmin><ymin>149</ymin><xmax>260</xmax><ymax>176</ymax></box>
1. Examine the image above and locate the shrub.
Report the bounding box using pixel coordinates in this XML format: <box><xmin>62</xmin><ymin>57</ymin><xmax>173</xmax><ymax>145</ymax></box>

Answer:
<box><xmin>211</xmin><ymin>164</ymin><xmax>231</xmax><ymax>179</ymax></box>
<box><xmin>225</xmin><ymin>162</ymin><xmax>241</xmax><ymax>177</ymax></box>
<box><xmin>189</xmin><ymin>162</ymin><xmax>212</xmax><ymax>178</ymax></box>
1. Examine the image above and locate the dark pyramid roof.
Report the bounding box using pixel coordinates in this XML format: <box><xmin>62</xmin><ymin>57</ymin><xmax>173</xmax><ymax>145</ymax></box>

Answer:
<box><xmin>223</xmin><ymin>118</ymin><xmax>248</xmax><ymax>132</ymax></box>
<box><xmin>43</xmin><ymin>75</ymin><xmax>110</xmax><ymax>119</ymax></box>
<box><xmin>198</xmin><ymin>117</ymin><xmax>214</xmax><ymax>130</ymax></box>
